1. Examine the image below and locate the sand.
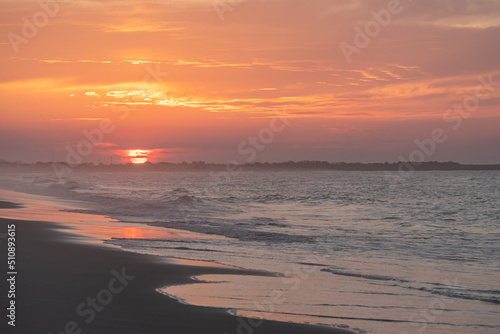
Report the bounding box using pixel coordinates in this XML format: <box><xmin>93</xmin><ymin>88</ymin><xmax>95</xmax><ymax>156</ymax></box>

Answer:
<box><xmin>0</xmin><ymin>211</ymin><xmax>355</xmax><ymax>334</ymax></box>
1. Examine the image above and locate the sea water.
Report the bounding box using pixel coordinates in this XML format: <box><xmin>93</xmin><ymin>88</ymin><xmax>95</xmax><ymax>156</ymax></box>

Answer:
<box><xmin>1</xmin><ymin>170</ymin><xmax>499</xmax><ymax>333</ymax></box>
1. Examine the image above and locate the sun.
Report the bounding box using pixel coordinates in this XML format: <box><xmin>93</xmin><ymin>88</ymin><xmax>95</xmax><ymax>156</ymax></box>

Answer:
<box><xmin>130</xmin><ymin>157</ymin><xmax>148</xmax><ymax>164</ymax></box>
<box><xmin>127</xmin><ymin>149</ymin><xmax>150</xmax><ymax>164</ymax></box>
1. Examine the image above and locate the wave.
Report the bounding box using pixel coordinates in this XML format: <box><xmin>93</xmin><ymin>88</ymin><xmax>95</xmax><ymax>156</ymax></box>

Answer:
<box><xmin>321</xmin><ymin>268</ymin><xmax>410</xmax><ymax>283</ymax></box>
<box><xmin>149</xmin><ymin>221</ymin><xmax>315</xmax><ymax>243</ymax></box>
<box><xmin>107</xmin><ymin>242</ymin><xmax>223</xmax><ymax>253</ymax></box>
<box><xmin>322</xmin><ymin>268</ymin><xmax>500</xmax><ymax>305</ymax></box>
<box><xmin>252</xmin><ymin>193</ymin><xmax>287</xmax><ymax>203</ymax></box>
<box><xmin>171</xmin><ymin>195</ymin><xmax>199</xmax><ymax>205</ymax></box>
<box><xmin>48</xmin><ymin>180</ymin><xmax>87</xmax><ymax>191</ymax></box>
<box><xmin>408</xmin><ymin>286</ymin><xmax>500</xmax><ymax>305</ymax></box>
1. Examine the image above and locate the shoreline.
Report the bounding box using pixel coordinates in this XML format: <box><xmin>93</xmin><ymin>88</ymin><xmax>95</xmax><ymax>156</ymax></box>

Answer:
<box><xmin>0</xmin><ymin>208</ymin><xmax>356</xmax><ymax>333</ymax></box>
<box><xmin>2</xmin><ymin>161</ymin><xmax>500</xmax><ymax>173</ymax></box>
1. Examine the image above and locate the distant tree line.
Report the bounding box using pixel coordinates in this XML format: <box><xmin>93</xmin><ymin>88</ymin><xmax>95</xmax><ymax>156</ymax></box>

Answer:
<box><xmin>0</xmin><ymin>159</ymin><xmax>499</xmax><ymax>173</ymax></box>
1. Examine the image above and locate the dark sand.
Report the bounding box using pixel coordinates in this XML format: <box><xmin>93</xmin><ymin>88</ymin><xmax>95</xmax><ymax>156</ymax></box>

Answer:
<box><xmin>0</xmin><ymin>215</ymin><xmax>355</xmax><ymax>334</ymax></box>
<box><xmin>0</xmin><ymin>201</ymin><xmax>22</xmax><ymax>209</ymax></box>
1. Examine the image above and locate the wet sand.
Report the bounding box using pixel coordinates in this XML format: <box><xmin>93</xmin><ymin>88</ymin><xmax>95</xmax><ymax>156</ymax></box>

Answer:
<box><xmin>0</xmin><ymin>213</ymin><xmax>354</xmax><ymax>334</ymax></box>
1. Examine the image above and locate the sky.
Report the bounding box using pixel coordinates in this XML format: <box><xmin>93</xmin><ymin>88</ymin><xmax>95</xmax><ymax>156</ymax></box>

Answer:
<box><xmin>1</xmin><ymin>0</ymin><xmax>499</xmax><ymax>164</ymax></box>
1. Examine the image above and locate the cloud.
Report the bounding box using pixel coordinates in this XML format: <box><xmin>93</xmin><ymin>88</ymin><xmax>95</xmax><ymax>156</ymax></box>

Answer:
<box><xmin>1</xmin><ymin>0</ymin><xmax>499</xmax><ymax>163</ymax></box>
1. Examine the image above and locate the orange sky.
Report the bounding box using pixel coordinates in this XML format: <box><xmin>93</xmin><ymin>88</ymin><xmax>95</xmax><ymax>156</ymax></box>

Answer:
<box><xmin>1</xmin><ymin>0</ymin><xmax>499</xmax><ymax>164</ymax></box>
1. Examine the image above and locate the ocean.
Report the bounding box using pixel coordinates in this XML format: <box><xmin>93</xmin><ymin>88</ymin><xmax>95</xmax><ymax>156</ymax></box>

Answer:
<box><xmin>1</xmin><ymin>170</ymin><xmax>499</xmax><ymax>333</ymax></box>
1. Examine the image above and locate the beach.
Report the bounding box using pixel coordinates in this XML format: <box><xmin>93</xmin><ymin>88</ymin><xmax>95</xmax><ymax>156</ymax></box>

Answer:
<box><xmin>0</xmin><ymin>170</ymin><xmax>499</xmax><ymax>334</ymax></box>
<box><xmin>2</xmin><ymin>0</ymin><xmax>499</xmax><ymax>331</ymax></box>
<box><xmin>0</xmin><ymin>199</ymin><xmax>355</xmax><ymax>334</ymax></box>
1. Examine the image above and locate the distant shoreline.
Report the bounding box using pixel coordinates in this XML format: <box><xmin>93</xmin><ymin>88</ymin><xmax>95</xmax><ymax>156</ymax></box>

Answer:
<box><xmin>1</xmin><ymin>160</ymin><xmax>500</xmax><ymax>173</ymax></box>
